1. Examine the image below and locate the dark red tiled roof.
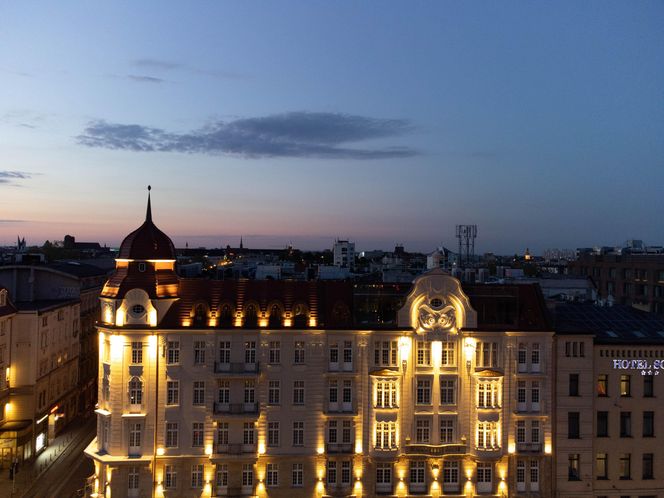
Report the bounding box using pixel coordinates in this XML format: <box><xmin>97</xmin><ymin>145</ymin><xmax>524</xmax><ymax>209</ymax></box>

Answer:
<box><xmin>118</xmin><ymin>194</ymin><xmax>175</xmax><ymax>260</ymax></box>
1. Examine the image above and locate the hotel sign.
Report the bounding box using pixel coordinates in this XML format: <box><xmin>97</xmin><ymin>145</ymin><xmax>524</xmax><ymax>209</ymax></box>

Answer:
<box><xmin>612</xmin><ymin>359</ymin><xmax>663</xmax><ymax>375</ymax></box>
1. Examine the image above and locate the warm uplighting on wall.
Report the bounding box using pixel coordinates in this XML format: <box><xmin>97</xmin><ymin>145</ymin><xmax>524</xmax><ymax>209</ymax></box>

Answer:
<box><xmin>283</xmin><ymin>317</ymin><xmax>292</xmax><ymax>327</ymax></box>
<box><xmin>156</xmin><ymin>447</ymin><xmax>165</xmax><ymax>456</ymax></box>
<box><xmin>148</xmin><ymin>335</ymin><xmax>157</xmax><ymax>358</ymax></box>
<box><xmin>257</xmin><ymin>441</ymin><xmax>266</xmax><ymax>455</ymax></box>
<box><xmin>317</xmin><ymin>446</ymin><xmax>325</xmax><ymax>455</ymax></box>
<box><xmin>149</xmin><ymin>309</ymin><xmax>157</xmax><ymax>327</ymax></box>
<box><xmin>234</xmin><ymin>314</ymin><xmax>243</xmax><ymax>327</ymax></box>
<box><xmin>115</xmin><ymin>309</ymin><xmax>124</xmax><ymax>327</ymax></box>
<box><xmin>508</xmin><ymin>442</ymin><xmax>515</xmax><ymax>454</ymax></box>
<box><xmin>432</xmin><ymin>341</ymin><xmax>442</xmax><ymax>368</ymax></box>
<box><xmin>545</xmin><ymin>441</ymin><xmax>552</xmax><ymax>454</ymax></box>
<box><xmin>205</xmin><ymin>445</ymin><xmax>213</xmax><ymax>455</ymax></box>
<box><xmin>463</xmin><ymin>337</ymin><xmax>476</xmax><ymax>360</ymax></box>
<box><xmin>103</xmin><ymin>306</ymin><xmax>113</xmax><ymax>324</ymax></box>
<box><xmin>308</xmin><ymin>317</ymin><xmax>317</xmax><ymax>327</ymax></box>
<box><xmin>398</xmin><ymin>335</ymin><xmax>411</xmax><ymax>362</ymax></box>
<box><xmin>181</xmin><ymin>319</ymin><xmax>191</xmax><ymax>327</ymax></box>
<box><xmin>110</xmin><ymin>334</ymin><xmax>123</xmax><ymax>361</ymax></box>
<box><xmin>208</xmin><ymin>318</ymin><xmax>217</xmax><ymax>327</ymax></box>
<box><xmin>431</xmin><ymin>463</ymin><xmax>440</xmax><ymax>479</ymax></box>
<box><xmin>355</xmin><ymin>441</ymin><xmax>363</xmax><ymax>454</ymax></box>
<box><xmin>4</xmin><ymin>401</ymin><xmax>13</xmax><ymax>417</ymax></box>
<box><xmin>258</xmin><ymin>317</ymin><xmax>268</xmax><ymax>328</ymax></box>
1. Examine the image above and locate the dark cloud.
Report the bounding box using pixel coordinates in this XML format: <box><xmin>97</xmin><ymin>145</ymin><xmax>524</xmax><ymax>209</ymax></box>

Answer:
<box><xmin>0</xmin><ymin>171</ymin><xmax>32</xmax><ymax>186</ymax></box>
<box><xmin>76</xmin><ymin>112</ymin><xmax>418</xmax><ymax>159</ymax></box>
<box><xmin>126</xmin><ymin>74</ymin><xmax>166</xmax><ymax>84</ymax></box>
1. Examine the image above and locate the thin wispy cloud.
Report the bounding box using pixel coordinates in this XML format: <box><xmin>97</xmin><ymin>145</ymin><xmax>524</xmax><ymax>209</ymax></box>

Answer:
<box><xmin>130</xmin><ymin>58</ymin><xmax>245</xmax><ymax>80</ymax></box>
<box><xmin>76</xmin><ymin>112</ymin><xmax>418</xmax><ymax>159</ymax></box>
<box><xmin>126</xmin><ymin>74</ymin><xmax>166</xmax><ymax>84</ymax></box>
<box><xmin>0</xmin><ymin>171</ymin><xmax>33</xmax><ymax>186</ymax></box>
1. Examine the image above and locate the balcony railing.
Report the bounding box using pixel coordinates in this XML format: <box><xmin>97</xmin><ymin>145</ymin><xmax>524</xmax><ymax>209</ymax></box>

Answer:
<box><xmin>213</xmin><ymin>402</ymin><xmax>259</xmax><ymax>415</ymax></box>
<box><xmin>214</xmin><ymin>362</ymin><xmax>259</xmax><ymax>374</ymax></box>
<box><xmin>403</xmin><ymin>443</ymin><xmax>467</xmax><ymax>456</ymax></box>
<box><xmin>516</xmin><ymin>442</ymin><xmax>542</xmax><ymax>453</ymax></box>
<box><xmin>215</xmin><ymin>443</ymin><xmax>256</xmax><ymax>455</ymax></box>
<box><xmin>326</xmin><ymin>442</ymin><xmax>354</xmax><ymax>454</ymax></box>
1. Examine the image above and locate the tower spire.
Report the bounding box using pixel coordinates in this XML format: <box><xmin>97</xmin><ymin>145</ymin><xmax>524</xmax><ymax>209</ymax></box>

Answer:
<box><xmin>146</xmin><ymin>185</ymin><xmax>152</xmax><ymax>222</ymax></box>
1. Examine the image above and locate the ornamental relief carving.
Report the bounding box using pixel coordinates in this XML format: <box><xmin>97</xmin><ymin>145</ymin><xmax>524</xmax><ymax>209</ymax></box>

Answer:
<box><xmin>417</xmin><ymin>298</ymin><xmax>457</xmax><ymax>335</ymax></box>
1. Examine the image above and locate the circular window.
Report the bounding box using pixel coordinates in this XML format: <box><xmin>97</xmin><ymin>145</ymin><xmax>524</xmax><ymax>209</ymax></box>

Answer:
<box><xmin>430</xmin><ymin>298</ymin><xmax>443</xmax><ymax>308</ymax></box>
<box><xmin>131</xmin><ymin>304</ymin><xmax>146</xmax><ymax>316</ymax></box>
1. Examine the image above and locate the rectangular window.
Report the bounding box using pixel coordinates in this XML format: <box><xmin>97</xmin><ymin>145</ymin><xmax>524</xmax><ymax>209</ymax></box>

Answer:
<box><xmin>328</xmin><ymin>420</ymin><xmax>338</xmax><ymax>444</ymax></box>
<box><xmin>268</xmin><ymin>421</ymin><xmax>280</xmax><ymax>446</ymax></box>
<box><xmin>415</xmin><ymin>419</ymin><xmax>430</xmax><ymax>443</ymax></box>
<box><xmin>476</xmin><ymin>341</ymin><xmax>498</xmax><ymax>367</ymax></box>
<box><xmin>269</xmin><ymin>341</ymin><xmax>281</xmax><ymax>364</ymax></box>
<box><xmin>644</xmin><ymin>374</ymin><xmax>654</xmax><ymax>397</ymax></box>
<box><xmin>343</xmin><ymin>341</ymin><xmax>353</xmax><ymax>364</ymax></box>
<box><xmin>443</xmin><ymin>460</ymin><xmax>458</xmax><ymax>484</ymax></box>
<box><xmin>374</xmin><ymin>421</ymin><xmax>397</xmax><ymax>449</ymax></box>
<box><xmin>531</xmin><ymin>381</ymin><xmax>540</xmax><ymax>407</ymax></box>
<box><xmin>568</xmin><ymin>412</ymin><xmax>580</xmax><ymax>439</ymax></box>
<box><xmin>416</xmin><ymin>341</ymin><xmax>431</xmax><ymax>366</ymax></box>
<box><xmin>643</xmin><ymin>453</ymin><xmax>654</xmax><ymax>479</ymax></box>
<box><xmin>620</xmin><ymin>374</ymin><xmax>631</xmax><ymax>396</ymax></box>
<box><xmin>218</xmin><ymin>341</ymin><xmax>231</xmax><ymax>364</ymax></box>
<box><xmin>531</xmin><ymin>420</ymin><xmax>540</xmax><ymax>443</ymax></box>
<box><xmin>596</xmin><ymin>452</ymin><xmax>608</xmax><ymax>479</ymax></box>
<box><xmin>376</xmin><ymin>463</ymin><xmax>392</xmax><ymax>485</ymax></box>
<box><xmin>477</xmin><ymin>462</ymin><xmax>492</xmax><ymax>483</ymax></box>
<box><xmin>643</xmin><ymin>411</ymin><xmax>654</xmax><ymax>437</ymax></box>
<box><xmin>192</xmin><ymin>422</ymin><xmax>204</xmax><ymax>447</ymax></box>
<box><xmin>597</xmin><ymin>374</ymin><xmax>608</xmax><ymax>396</ymax></box>
<box><xmin>374</xmin><ymin>340</ymin><xmax>398</xmax><ymax>366</ymax></box>
<box><xmin>165</xmin><ymin>422</ymin><xmax>179</xmax><ymax>448</ymax></box>
<box><xmin>329</xmin><ymin>380</ymin><xmax>338</xmax><ymax>404</ymax></box>
<box><xmin>216</xmin><ymin>422</ymin><xmax>229</xmax><ymax>445</ymax></box>
<box><xmin>268</xmin><ymin>380</ymin><xmax>281</xmax><ymax>405</ymax></box>
<box><xmin>292</xmin><ymin>421</ymin><xmax>304</xmax><ymax>446</ymax></box>
<box><xmin>192</xmin><ymin>381</ymin><xmax>205</xmax><ymax>406</ymax></box>
<box><xmin>342</xmin><ymin>380</ymin><xmax>352</xmax><ymax>404</ymax></box>
<box><xmin>597</xmin><ymin>411</ymin><xmax>608</xmax><ymax>437</ymax></box>
<box><xmin>293</xmin><ymin>380</ymin><xmax>305</xmax><ymax>405</ymax></box>
<box><xmin>440</xmin><ymin>418</ymin><xmax>454</xmax><ymax>443</ymax></box>
<box><xmin>516</xmin><ymin>420</ymin><xmax>526</xmax><ymax>443</ymax></box>
<box><xmin>243</xmin><ymin>422</ymin><xmax>255</xmax><ymax>445</ymax></box>
<box><xmin>440</xmin><ymin>378</ymin><xmax>456</xmax><ymax>405</ymax></box>
<box><xmin>375</xmin><ymin>379</ymin><xmax>398</xmax><ymax>408</ymax></box>
<box><xmin>294</xmin><ymin>341</ymin><xmax>305</xmax><ymax>364</ymax></box>
<box><xmin>441</xmin><ymin>341</ymin><xmax>455</xmax><ymax>366</ymax></box>
<box><xmin>217</xmin><ymin>380</ymin><xmax>230</xmax><ymax>404</ymax></box>
<box><xmin>242</xmin><ymin>464</ymin><xmax>253</xmax><ymax>487</ymax></box>
<box><xmin>164</xmin><ymin>465</ymin><xmax>177</xmax><ymax>489</ymax></box>
<box><xmin>129</xmin><ymin>422</ymin><xmax>142</xmax><ymax>450</ymax></box>
<box><xmin>416</xmin><ymin>378</ymin><xmax>431</xmax><ymax>405</ymax></box>
<box><xmin>191</xmin><ymin>464</ymin><xmax>203</xmax><ymax>488</ymax></box>
<box><xmin>477</xmin><ymin>380</ymin><xmax>498</xmax><ymax>408</ymax></box>
<box><xmin>128</xmin><ymin>466</ymin><xmax>139</xmax><ymax>490</ymax></box>
<box><xmin>569</xmin><ymin>374</ymin><xmax>579</xmax><ymax>396</ymax></box>
<box><xmin>619</xmin><ymin>453</ymin><xmax>631</xmax><ymax>480</ymax></box>
<box><xmin>516</xmin><ymin>460</ymin><xmax>525</xmax><ymax>490</ymax></box>
<box><xmin>327</xmin><ymin>461</ymin><xmax>337</xmax><ymax>485</ymax></box>
<box><xmin>568</xmin><ymin>454</ymin><xmax>580</xmax><ymax>481</ymax></box>
<box><xmin>244</xmin><ymin>341</ymin><xmax>256</xmax><ymax>364</ymax></box>
<box><xmin>266</xmin><ymin>463</ymin><xmax>279</xmax><ymax>487</ymax></box>
<box><xmin>341</xmin><ymin>461</ymin><xmax>352</xmax><ymax>485</ymax></box>
<box><xmin>620</xmin><ymin>412</ymin><xmax>632</xmax><ymax>437</ymax></box>
<box><xmin>167</xmin><ymin>341</ymin><xmax>180</xmax><ymax>364</ymax></box>
<box><xmin>329</xmin><ymin>342</ymin><xmax>339</xmax><ymax>364</ymax></box>
<box><xmin>193</xmin><ymin>340</ymin><xmax>206</xmax><ymax>365</ymax></box>
<box><xmin>342</xmin><ymin>420</ymin><xmax>352</xmax><ymax>444</ymax></box>
<box><xmin>292</xmin><ymin>463</ymin><xmax>303</xmax><ymax>487</ymax></box>
<box><xmin>530</xmin><ymin>460</ymin><xmax>539</xmax><ymax>487</ymax></box>
<box><xmin>517</xmin><ymin>381</ymin><xmax>527</xmax><ymax>405</ymax></box>
<box><xmin>518</xmin><ymin>343</ymin><xmax>527</xmax><ymax>371</ymax></box>
<box><xmin>410</xmin><ymin>461</ymin><xmax>425</xmax><ymax>484</ymax></box>
<box><xmin>216</xmin><ymin>464</ymin><xmax>228</xmax><ymax>488</ymax></box>
<box><xmin>131</xmin><ymin>342</ymin><xmax>142</xmax><ymax>364</ymax></box>
<box><xmin>244</xmin><ymin>380</ymin><xmax>255</xmax><ymax>403</ymax></box>
<box><xmin>531</xmin><ymin>343</ymin><xmax>541</xmax><ymax>371</ymax></box>
<box><xmin>476</xmin><ymin>422</ymin><xmax>498</xmax><ymax>449</ymax></box>
<box><xmin>166</xmin><ymin>381</ymin><xmax>179</xmax><ymax>405</ymax></box>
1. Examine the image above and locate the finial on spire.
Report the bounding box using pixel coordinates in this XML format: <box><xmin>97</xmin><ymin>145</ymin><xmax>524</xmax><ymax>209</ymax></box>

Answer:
<box><xmin>146</xmin><ymin>185</ymin><xmax>152</xmax><ymax>222</ymax></box>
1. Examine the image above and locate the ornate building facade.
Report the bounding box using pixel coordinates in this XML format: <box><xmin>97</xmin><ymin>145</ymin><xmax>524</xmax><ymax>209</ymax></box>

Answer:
<box><xmin>85</xmin><ymin>195</ymin><xmax>555</xmax><ymax>498</ymax></box>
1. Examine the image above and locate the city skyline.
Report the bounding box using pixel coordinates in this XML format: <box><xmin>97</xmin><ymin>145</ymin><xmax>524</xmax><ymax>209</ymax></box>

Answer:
<box><xmin>1</xmin><ymin>2</ymin><xmax>663</xmax><ymax>253</ymax></box>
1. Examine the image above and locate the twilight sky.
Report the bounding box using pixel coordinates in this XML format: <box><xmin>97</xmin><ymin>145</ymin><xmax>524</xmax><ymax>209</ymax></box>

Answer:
<box><xmin>1</xmin><ymin>2</ymin><xmax>663</xmax><ymax>254</ymax></box>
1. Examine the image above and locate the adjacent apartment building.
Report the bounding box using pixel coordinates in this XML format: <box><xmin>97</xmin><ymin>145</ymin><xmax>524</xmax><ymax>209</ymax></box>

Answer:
<box><xmin>85</xmin><ymin>196</ymin><xmax>555</xmax><ymax>498</ymax></box>
<box><xmin>554</xmin><ymin>302</ymin><xmax>664</xmax><ymax>498</ymax></box>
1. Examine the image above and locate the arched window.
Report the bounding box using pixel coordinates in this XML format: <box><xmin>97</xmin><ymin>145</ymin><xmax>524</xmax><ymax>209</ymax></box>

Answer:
<box><xmin>219</xmin><ymin>304</ymin><xmax>233</xmax><ymax>327</ymax></box>
<box><xmin>193</xmin><ymin>304</ymin><xmax>207</xmax><ymax>326</ymax></box>
<box><xmin>293</xmin><ymin>304</ymin><xmax>308</xmax><ymax>328</ymax></box>
<box><xmin>129</xmin><ymin>377</ymin><xmax>143</xmax><ymax>406</ymax></box>
<box><xmin>244</xmin><ymin>304</ymin><xmax>258</xmax><ymax>328</ymax></box>
<box><xmin>268</xmin><ymin>304</ymin><xmax>282</xmax><ymax>328</ymax></box>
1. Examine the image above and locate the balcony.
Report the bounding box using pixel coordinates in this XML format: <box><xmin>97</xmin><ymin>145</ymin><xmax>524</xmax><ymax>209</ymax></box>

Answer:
<box><xmin>214</xmin><ymin>443</ymin><xmax>256</xmax><ymax>455</ymax></box>
<box><xmin>516</xmin><ymin>442</ymin><xmax>542</xmax><ymax>453</ymax></box>
<box><xmin>326</xmin><ymin>402</ymin><xmax>355</xmax><ymax>414</ymax></box>
<box><xmin>214</xmin><ymin>362</ymin><xmax>259</xmax><ymax>374</ymax></box>
<box><xmin>213</xmin><ymin>402</ymin><xmax>259</xmax><ymax>415</ymax></box>
<box><xmin>328</xmin><ymin>361</ymin><xmax>354</xmax><ymax>372</ymax></box>
<box><xmin>326</xmin><ymin>442</ymin><xmax>354</xmax><ymax>454</ymax></box>
<box><xmin>403</xmin><ymin>443</ymin><xmax>467</xmax><ymax>456</ymax></box>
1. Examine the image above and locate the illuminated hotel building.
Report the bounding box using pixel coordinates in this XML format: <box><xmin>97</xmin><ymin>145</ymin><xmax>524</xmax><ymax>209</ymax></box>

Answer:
<box><xmin>85</xmin><ymin>194</ymin><xmax>555</xmax><ymax>498</ymax></box>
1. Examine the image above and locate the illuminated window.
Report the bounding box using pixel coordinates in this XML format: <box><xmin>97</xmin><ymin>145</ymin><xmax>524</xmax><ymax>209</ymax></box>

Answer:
<box><xmin>476</xmin><ymin>422</ymin><xmax>498</xmax><ymax>449</ymax></box>
<box><xmin>128</xmin><ymin>377</ymin><xmax>143</xmax><ymax>406</ymax></box>
<box><xmin>129</xmin><ymin>423</ymin><xmax>142</xmax><ymax>451</ymax></box>
<box><xmin>374</xmin><ymin>421</ymin><xmax>397</xmax><ymax>450</ymax></box>
<box><xmin>620</xmin><ymin>375</ymin><xmax>631</xmax><ymax>396</ymax></box>
<box><xmin>596</xmin><ymin>452</ymin><xmax>608</xmax><ymax>479</ymax></box>
<box><xmin>597</xmin><ymin>374</ymin><xmax>608</xmax><ymax>396</ymax></box>
<box><xmin>416</xmin><ymin>341</ymin><xmax>431</xmax><ymax>366</ymax></box>
<box><xmin>619</xmin><ymin>453</ymin><xmax>631</xmax><ymax>480</ymax></box>
<box><xmin>441</xmin><ymin>341</ymin><xmax>456</xmax><ymax>366</ymax></box>
<box><xmin>477</xmin><ymin>380</ymin><xmax>499</xmax><ymax>408</ymax></box>
<box><xmin>375</xmin><ymin>379</ymin><xmax>398</xmax><ymax>408</ymax></box>
<box><xmin>131</xmin><ymin>342</ymin><xmax>142</xmax><ymax>364</ymax></box>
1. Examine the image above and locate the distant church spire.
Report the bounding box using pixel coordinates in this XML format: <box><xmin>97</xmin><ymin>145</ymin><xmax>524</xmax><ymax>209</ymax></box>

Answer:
<box><xmin>146</xmin><ymin>185</ymin><xmax>152</xmax><ymax>222</ymax></box>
